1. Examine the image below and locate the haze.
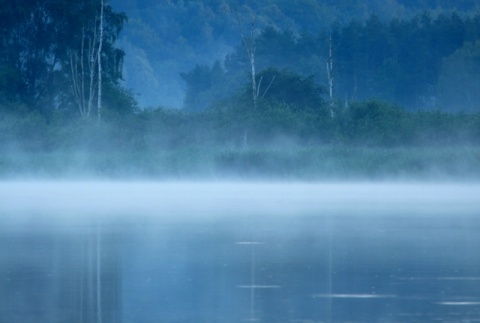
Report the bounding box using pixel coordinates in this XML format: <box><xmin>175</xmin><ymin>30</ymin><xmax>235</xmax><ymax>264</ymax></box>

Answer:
<box><xmin>2</xmin><ymin>2</ymin><xmax>480</xmax><ymax>322</ymax></box>
<box><xmin>2</xmin><ymin>181</ymin><xmax>479</xmax><ymax>218</ymax></box>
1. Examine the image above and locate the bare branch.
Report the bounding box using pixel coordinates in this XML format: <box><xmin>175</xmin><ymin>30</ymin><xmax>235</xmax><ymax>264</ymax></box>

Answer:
<box><xmin>256</xmin><ymin>76</ymin><xmax>263</xmax><ymax>98</ymax></box>
<box><xmin>326</xmin><ymin>34</ymin><xmax>335</xmax><ymax>118</ymax></box>
<box><xmin>261</xmin><ymin>75</ymin><xmax>276</xmax><ymax>99</ymax></box>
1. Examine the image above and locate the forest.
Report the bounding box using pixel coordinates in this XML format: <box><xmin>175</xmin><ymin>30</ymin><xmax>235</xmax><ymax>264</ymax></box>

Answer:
<box><xmin>1</xmin><ymin>0</ymin><xmax>480</xmax><ymax>179</ymax></box>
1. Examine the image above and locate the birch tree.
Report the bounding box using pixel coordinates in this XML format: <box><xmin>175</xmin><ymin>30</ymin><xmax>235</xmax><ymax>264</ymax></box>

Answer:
<box><xmin>69</xmin><ymin>25</ymin><xmax>99</xmax><ymax>119</ymax></box>
<box><xmin>326</xmin><ymin>34</ymin><xmax>335</xmax><ymax>118</ymax></box>
<box><xmin>97</xmin><ymin>0</ymin><xmax>104</xmax><ymax>122</ymax></box>
<box><xmin>233</xmin><ymin>6</ymin><xmax>258</xmax><ymax>111</ymax></box>
<box><xmin>230</xmin><ymin>4</ymin><xmax>260</xmax><ymax>146</ymax></box>
<box><xmin>0</xmin><ymin>0</ymin><xmax>125</xmax><ymax>117</ymax></box>
<box><xmin>68</xmin><ymin>0</ymin><xmax>111</xmax><ymax>121</ymax></box>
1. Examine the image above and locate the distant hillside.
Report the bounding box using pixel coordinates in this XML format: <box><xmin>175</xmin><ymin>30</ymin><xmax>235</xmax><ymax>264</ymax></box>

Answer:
<box><xmin>110</xmin><ymin>0</ymin><xmax>480</xmax><ymax>108</ymax></box>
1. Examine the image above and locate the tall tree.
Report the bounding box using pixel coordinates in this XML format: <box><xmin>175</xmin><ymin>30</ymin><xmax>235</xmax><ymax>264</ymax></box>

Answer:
<box><xmin>65</xmin><ymin>0</ymin><xmax>125</xmax><ymax>119</ymax></box>
<box><xmin>233</xmin><ymin>5</ymin><xmax>259</xmax><ymax>111</ymax></box>
<box><xmin>97</xmin><ymin>0</ymin><xmax>104</xmax><ymax>122</ymax></box>
<box><xmin>0</xmin><ymin>0</ymin><xmax>59</xmax><ymax>111</ymax></box>
<box><xmin>0</xmin><ymin>0</ymin><xmax>126</xmax><ymax>118</ymax></box>
<box><xmin>326</xmin><ymin>33</ymin><xmax>335</xmax><ymax>117</ymax></box>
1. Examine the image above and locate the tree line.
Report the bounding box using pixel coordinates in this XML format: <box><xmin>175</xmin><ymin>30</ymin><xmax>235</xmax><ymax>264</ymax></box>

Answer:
<box><xmin>182</xmin><ymin>11</ymin><xmax>480</xmax><ymax>113</ymax></box>
<box><xmin>111</xmin><ymin>0</ymin><xmax>480</xmax><ymax>108</ymax></box>
<box><xmin>1</xmin><ymin>1</ymin><xmax>479</xmax><ymax>159</ymax></box>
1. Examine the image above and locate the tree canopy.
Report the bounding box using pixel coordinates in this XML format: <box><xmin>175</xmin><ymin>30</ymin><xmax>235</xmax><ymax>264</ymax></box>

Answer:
<box><xmin>182</xmin><ymin>11</ymin><xmax>480</xmax><ymax>112</ymax></box>
<box><xmin>1</xmin><ymin>1</ymin><xmax>480</xmax><ymax>179</ymax></box>
<box><xmin>109</xmin><ymin>0</ymin><xmax>480</xmax><ymax>108</ymax></box>
<box><xmin>0</xmin><ymin>0</ymin><xmax>130</xmax><ymax>119</ymax></box>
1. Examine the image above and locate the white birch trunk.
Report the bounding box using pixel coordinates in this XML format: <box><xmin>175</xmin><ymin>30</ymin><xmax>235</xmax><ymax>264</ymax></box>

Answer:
<box><xmin>250</xmin><ymin>52</ymin><xmax>257</xmax><ymax>110</ymax></box>
<box><xmin>233</xmin><ymin>7</ymin><xmax>257</xmax><ymax>147</ymax></box>
<box><xmin>87</xmin><ymin>21</ymin><xmax>98</xmax><ymax>118</ymax></box>
<box><xmin>326</xmin><ymin>34</ymin><xmax>335</xmax><ymax>119</ymax></box>
<box><xmin>97</xmin><ymin>0</ymin><xmax>104</xmax><ymax>122</ymax></box>
<box><xmin>69</xmin><ymin>4</ymin><xmax>104</xmax><ymax>119</ymax></box>
<box><xmin>234</xmin><ymin>7</ymin><xmax>257</xmax><ymax>110</ymax></box>
<box><xmin>70</xmin><ymin>29</ymin><xmax>90</xmax><ymax>117</ymax></box>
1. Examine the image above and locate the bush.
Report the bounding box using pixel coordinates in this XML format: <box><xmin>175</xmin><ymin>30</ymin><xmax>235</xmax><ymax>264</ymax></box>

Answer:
<box><xmin>337</xmin><ymin>100</ymin><xmax>413</xmax><ymax>146</ymax></box>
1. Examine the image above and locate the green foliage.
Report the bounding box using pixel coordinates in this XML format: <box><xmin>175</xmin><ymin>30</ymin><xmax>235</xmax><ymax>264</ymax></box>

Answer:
<box><xmin>338</xmin><ymin>100</ymin><xmax>412</xmax><ymax>146</ymax></box>
<box><xmin>2</xmin><ymin>0</ymin><xmax>480</xmax><ymax>179</ymax></box>
<box><xmin>110</xmin><ymin>0</ymin><xmax>480</xmax><ymax>108</ymax></box>
<box><xmin>1</xmin><ymin>98</ymin><xmax>480</xmax><ymax>178</ymax></box>
<box><xmin>438</xmin><ymin>41</ymin><xmax>480</xmax><ymax>112</ymax></box>
<box><xmin>103</xmin><ymin>1</ymin><xmax>368</xmax><ymax>107</ymax></box>
<box><xmin>180</xmin><ymin>61</ymin><xmax>228</xmax><ymax>112</ymax></box>
<box><xmin>0</xmin><ymin>103</ymin><xmax>52</xmax><ymax>151</ymax></box>
<box><xmin>256</xmin><ymin>68</ymin><xmax>326</xmax><ymax>111</ymax></box>
<box><xmin>179</xmin><ymin>11</ymin><xmax>480</xmax><ymax>112</ymax></box>
<box><xmin>332</xmin><ymin>12</ymin><xmax>480</xmax><ymax>109</ymax></box>
<box><xmin>102</xmin><ymin>83</ymin><xmax>139</xmax><ymax>118</ymax></box>
<box><xmin>0</xmin><ymin>0</ymin><xmax>128</xmax><ymax>119</ymax></box>
<box><xmin>0</xmin><ymin>66</ymin><xmax>24</xmax><ymax>104</ymax></box>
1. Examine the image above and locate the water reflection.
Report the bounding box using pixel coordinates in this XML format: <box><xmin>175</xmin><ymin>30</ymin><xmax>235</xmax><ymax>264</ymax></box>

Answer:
<box><xmin>0</xmin><ymin>222</ymin><xmax>122</xmax><ymax>323</ymax></box>
<box><xmin>1</xmin><ymin>182</ymin><xmax>480</xmax><ymax>322</ymax></box>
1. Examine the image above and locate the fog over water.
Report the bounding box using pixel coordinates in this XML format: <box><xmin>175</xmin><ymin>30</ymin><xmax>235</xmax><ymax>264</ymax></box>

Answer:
<box><xmin>3</xmin><ymin>0</ymin><xmax>480</xmax><ymax>320</ymax></box>
<box><xmin>2</xmin><ymin>181</ymin><xmax>480</xmax><ymax>218</ymax></box>
<box><xmin>2</xmin><ymin>181</ymin><xmax>480</xmax><ymax>322</ymax></box>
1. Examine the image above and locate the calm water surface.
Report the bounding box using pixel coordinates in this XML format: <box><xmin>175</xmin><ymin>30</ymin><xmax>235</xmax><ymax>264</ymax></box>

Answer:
<box><xmin>1</xmin><ymin>182</ymin><xmax>480</xmax><ymax>322</ymax></box>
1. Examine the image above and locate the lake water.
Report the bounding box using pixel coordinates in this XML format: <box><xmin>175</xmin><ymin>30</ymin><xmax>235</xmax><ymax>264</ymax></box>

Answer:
<box><xmin>1</xmin><ymin>182</ymin><xmax>480</xmax><ymax>323</ymax></box>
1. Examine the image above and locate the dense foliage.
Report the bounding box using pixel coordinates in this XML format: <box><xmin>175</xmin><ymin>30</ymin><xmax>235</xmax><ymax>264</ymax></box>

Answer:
<box><xmin>1</xmin><ymin>0</ymin><xmax>480</xmax><ymax>178</ymax></box>
<box><xmin>1</xmin><ymin>98</ymin><xmax>479</xmax><ymax>178</ymax></box>
<box><xmin>0</xmin><ymin>0</ymin><xmax>132</xmax><ymax>119</ymax></box>
<box><xmin>110</xmin><ymin>0</ymin><xmax>480</xmax><ymax>108</ymax></box>
<box><xmin>182</xmin><ymin>12</ymin><xmax>480</xmax><ymax>113</ymax></box>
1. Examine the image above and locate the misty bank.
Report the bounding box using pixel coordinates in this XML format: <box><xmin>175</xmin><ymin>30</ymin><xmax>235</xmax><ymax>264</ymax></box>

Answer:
<box><xmin>1</xmin><ymin>101</ymin><xmax>480</xmax><ymax>180</ymax></box>
<box><xmin>1</xmin><ymin>145</ymin><xmax>479</xmax><ymax>180</ymax></box>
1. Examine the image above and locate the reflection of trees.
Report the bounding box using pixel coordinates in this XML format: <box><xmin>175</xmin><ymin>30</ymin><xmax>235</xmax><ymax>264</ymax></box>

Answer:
<box><xmin>61</xmin><ymin>224</ymin><xmax>122</xmax><ymax>323</ymax></box>
<box><xmin>0</xmin><ymin>223</ymin><xmax>123</xmax><ymax>323</ymax></box>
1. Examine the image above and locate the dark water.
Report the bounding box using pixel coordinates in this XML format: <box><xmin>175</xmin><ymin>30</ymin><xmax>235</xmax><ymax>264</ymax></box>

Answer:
<box><xmin>1</xmin><ymin>182</ymin><xmax>480</xmax><ymax>323</ymax></box>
